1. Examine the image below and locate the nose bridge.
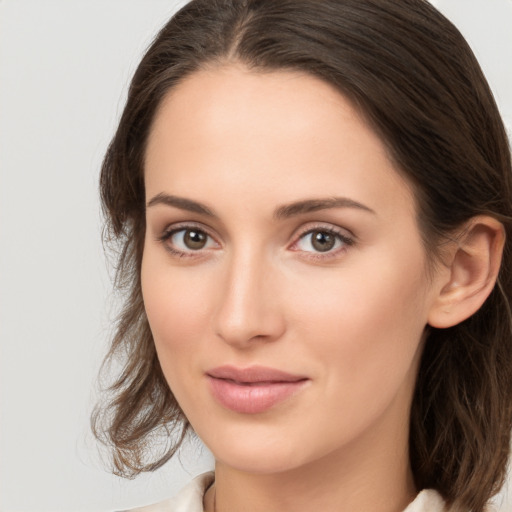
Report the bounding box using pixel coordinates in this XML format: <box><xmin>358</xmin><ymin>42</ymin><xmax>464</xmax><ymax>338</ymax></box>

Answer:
<box><xmin>214</xmin><ymin>243</ymin><xmax>284</xmax><ymax>346</ymax></box>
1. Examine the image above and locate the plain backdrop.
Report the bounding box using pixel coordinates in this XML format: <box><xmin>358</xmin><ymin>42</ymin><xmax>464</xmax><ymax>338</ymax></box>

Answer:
<box><xmin>0</xmin><ymin>1</ymin><xmax>511</xmax><ymax>511</ymax></box>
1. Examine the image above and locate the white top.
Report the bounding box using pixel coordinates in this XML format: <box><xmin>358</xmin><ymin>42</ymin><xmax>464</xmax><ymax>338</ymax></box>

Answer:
<box><xmin>123</xmin><ymin>471</ymin><xmax>451</xmax><ymax>512</ymax></box>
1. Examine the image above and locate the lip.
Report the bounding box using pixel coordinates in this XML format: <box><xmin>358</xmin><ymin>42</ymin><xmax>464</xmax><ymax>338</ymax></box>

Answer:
<box><xmin>206</xmin><ymin>365</ymin><xmax>309</xmax><ymax>414</ymax></box>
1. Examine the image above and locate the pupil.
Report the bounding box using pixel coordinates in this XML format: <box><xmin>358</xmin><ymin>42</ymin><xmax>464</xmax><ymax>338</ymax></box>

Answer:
<box><xmin>184</xmin><ymin>230</ymin><xmax>207</xmax><ymax>250</ymax></box>
<box><xmin>312</xmin><ymin>231</ymin><xmax>335</xmax><ymax>252</ymax></box>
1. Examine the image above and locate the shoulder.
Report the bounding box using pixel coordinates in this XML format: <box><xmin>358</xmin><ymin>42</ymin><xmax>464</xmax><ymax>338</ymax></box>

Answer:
<box><xmin>120</xmin><ymin>472</ymin><xmax>215</xmax><ymax>512</ymax></box>
<box><xmin>403</xmin><ymin>489</ymin><xmax>447</xmax><ymax>512</ymax></box>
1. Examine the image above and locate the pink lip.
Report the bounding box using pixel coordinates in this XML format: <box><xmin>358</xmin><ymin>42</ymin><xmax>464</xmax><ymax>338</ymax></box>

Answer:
<box><xmin>206</xmin><ymin>365</ymin><xmax>309</xmax><ymax>414</ymax></box>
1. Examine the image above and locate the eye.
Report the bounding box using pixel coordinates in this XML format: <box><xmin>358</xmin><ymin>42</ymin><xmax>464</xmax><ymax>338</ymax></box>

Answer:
<box><xmin>299</xmin><ymin>230</ymin><xmax>338</xmax><ymax>252</ymax></box>
<box><xmin>293</xmin><ymin>227</ymin><xmax>354</xmax><ymax>256</ymax></box>
<box><xmin>159</xmin><ymin>226</ymin><xmax>218</xmax><ymax>256</ymax></box>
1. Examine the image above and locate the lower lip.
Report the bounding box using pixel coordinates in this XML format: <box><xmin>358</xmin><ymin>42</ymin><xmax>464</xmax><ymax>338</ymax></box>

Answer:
<box><xmin>207</xmin><ymin>376</ymin><xmax>308</xmax><ymax>414</ymax></box>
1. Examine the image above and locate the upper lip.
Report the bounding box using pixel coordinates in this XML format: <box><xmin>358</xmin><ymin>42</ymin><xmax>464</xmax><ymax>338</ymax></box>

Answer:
<box><xmin>207</xmin><ymin>365</ymin><xmax>308</xmax><ymax>384</ymax></box>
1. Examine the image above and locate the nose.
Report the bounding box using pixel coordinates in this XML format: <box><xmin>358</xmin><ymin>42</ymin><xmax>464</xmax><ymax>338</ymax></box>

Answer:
<box><xmin>213</xmin><ymin>249</ymin><xmax>286</xmax><ymax>348</ymax></box>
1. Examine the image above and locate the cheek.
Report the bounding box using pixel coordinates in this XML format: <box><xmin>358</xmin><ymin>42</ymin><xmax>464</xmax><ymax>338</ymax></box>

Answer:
<box><xmin>141</xmin><ymin>250</ymin><xmax>215</xmax><ymax>382</ymax></box>
<box><xmin>290</xmin><ymin>255</ymin><xmax>426</xmax><ymax>338</ymax></box>
<box><xmin>286</xmin><ymin>248</ymin><xmax>429</xmax><ymax>407</ymax></box>
<box><xmin>141</xmin><ymin>267</ymin><xmax>214</xmax><ymax>423</ymax></box>
<box><xmin>142</xmin><ymin>273</ymin><xmax>204</xmax><ymax>343</ymax></box>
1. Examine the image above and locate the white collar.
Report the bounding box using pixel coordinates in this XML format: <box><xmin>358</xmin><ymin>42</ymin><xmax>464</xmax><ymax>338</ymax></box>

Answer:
<box><xmin>127</xmin><ymin>471</ymin><xmax>449</xmax><ymax>512</ymax></box>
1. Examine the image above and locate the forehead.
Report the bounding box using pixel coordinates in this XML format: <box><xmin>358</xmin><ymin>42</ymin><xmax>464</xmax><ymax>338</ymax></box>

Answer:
<box><xmin>144</xmin><ymin>64</ymin><xmax>415</xmax><ymax>219</ymax></box>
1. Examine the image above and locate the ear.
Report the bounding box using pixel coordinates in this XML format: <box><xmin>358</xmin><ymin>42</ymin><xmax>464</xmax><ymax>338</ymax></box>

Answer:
<box><xmin>428</xmin><ymin>216</ymin><xmax>505</xmax><ymax>329</ymax></box>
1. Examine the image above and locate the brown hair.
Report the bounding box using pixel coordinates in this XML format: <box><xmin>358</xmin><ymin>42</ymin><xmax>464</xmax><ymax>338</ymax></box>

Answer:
<box><xmin>92</xmin><ymin>1</ymin><xmax>512</xmax><ymax>510</ymax></box>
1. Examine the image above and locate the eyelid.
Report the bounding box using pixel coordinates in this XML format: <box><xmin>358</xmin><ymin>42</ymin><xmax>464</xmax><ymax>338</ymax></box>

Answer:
<box><xmin>288</xmin><ymin>222</ymin><xmax>356</xmax><ymax>259</ymax></box>
<box><xmin>157</xmin><ymin>222</ymin><xmax>221</xmax><ymax>258</ymax></box>
<box><xmin>295</xmin><ymin>221</ymin><xmax>355</xmax><ymax>239</ymax></box>
<box><xmin>159</xmin><ymin>221</ymin><xmax>217</xmax><ymax>239</ymax></box>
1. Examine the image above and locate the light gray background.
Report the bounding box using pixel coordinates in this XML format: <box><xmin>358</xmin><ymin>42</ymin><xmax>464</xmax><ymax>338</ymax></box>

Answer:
<box><xmin>0</xmin><ymin>1</ymin><xmax>511</xmax><ymax>511</ymax></box>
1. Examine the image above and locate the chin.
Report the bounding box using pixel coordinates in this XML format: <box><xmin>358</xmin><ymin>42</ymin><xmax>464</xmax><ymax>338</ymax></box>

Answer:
<box><xmin>215</xmin><ymin>449</ymin><xmax>304</xmax><ymax>475</ymax></box>
<box><xmin>199</xmin><ymin>424</ymin><xmax>322</xmax><ymax>476</ymax></box>
<box><xmin>210</xmin><ymin>434</ymin><xmax>355</xmax><ymax>478</ymax></box>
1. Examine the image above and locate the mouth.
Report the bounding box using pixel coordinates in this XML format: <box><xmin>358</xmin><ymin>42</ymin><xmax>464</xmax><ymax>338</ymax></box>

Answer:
<box><xmin>206</xmin><ymin>365</ymin><xmax>309</xmax><ymax>414</ymax></box>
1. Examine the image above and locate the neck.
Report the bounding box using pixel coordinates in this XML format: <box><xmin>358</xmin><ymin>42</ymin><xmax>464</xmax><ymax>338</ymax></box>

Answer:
<box><xmin>206</xmin><ymin>414</ymin><xmax>416</xmax><ymax>512</ymax></box>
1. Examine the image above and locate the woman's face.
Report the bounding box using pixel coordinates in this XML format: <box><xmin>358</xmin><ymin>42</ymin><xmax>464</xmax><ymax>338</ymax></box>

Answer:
<box><xmin>142</xmin><ymin>65</ymin><xmax>441</xmax><ymax>475</ymax></box>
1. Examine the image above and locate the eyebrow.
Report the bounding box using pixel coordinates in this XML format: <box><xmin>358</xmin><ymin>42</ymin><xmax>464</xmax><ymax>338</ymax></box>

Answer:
<box><xmin>147</xmin><ymin>193</ymin><xmax>215</xmax><ymax>216</ymax></box>
<box><xmin>146</xmin><ymin>193</ymin><xmax>376</xmax><ymax>219</ymax></box>
<box><xmin>274</xmin><ymin>197</ymin><xmax>376</xmax><ymax>219</ymax></box>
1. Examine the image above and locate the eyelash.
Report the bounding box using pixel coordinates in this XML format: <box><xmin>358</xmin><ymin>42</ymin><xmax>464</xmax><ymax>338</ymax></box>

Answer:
<box><xmin>291</xmin><ymin>226</ymin><xmax>355</xmax><ymax>261</ymax></box>
<box><xmin>157</xmin><ymin>223</ymin><xmax>355</xmax><ymax>261</ymax></box>
<box><xmin>157</xmin><ymin>223</ymin><xmax>217</xmax><ymax>259</ymax></box>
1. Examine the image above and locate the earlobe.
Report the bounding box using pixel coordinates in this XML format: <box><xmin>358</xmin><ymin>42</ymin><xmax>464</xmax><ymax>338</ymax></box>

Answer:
<box><xmin>427</xmin><ymin>216</ymin><xmax>505</xmax><ymax>329</ymax></box>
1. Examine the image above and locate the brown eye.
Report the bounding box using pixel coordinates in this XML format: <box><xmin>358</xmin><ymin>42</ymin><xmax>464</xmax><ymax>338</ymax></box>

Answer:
<box><xmin>162</xmin><ymin>227</ymin><xmax>217</xmax><ymax>255</ymax></box>
<box><xmin>294</xmin><ymin>227</ymin><xmax>353</xmax><ymax>256</ymax></box>
<box><xmin>184</xmin><ymin>229</ymin><xmax>208</xmax><ymax>250</ymax></box>
<box><xmin>311</xmin><ymin>230</ymin><xmax>336</xmax><ymax>252</ymax></box>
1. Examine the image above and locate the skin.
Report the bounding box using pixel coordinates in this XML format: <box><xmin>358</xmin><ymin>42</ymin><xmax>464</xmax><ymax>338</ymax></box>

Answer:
<box><xmin>141</xmin><ymin>65</ymin><xmax>501</xmax><ymax>512</ymax></box>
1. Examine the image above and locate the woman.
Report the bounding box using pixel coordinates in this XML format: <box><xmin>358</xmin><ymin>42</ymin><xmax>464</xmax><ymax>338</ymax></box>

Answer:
<box><xmin>92</xmin><ymin>1</ymin><xmax>512</xmax><ymax>511</ymax></box>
